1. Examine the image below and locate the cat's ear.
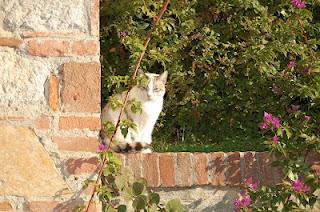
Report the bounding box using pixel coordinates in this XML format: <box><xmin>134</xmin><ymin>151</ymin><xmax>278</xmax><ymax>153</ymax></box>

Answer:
<box><xmin>159</xmin><ymin>71</ymin><xmax>168</xmax><ymax>83</ymax></box>
<box><xmin>138</xmin><ymin>69</ymin><xmax>145</xmax><ymax>76</ymax></box>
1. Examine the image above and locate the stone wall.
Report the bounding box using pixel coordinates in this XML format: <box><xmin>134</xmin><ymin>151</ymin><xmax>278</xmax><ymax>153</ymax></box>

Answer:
<box><xmin>0</xmin><ymin>0</ymin><xmax>101</xmax><ymax>211</ymax></box>
<box><xmin>1</xmin><ymin>1</ymin><xmax>320</xmax><ymax>212</ymax></box>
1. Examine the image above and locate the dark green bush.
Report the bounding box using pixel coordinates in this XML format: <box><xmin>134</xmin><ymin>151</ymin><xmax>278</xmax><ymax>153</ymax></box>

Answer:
<box><xmin>100</xmin><ymin>0</ymin><xmax>320</xmax><ymax>151</ymax></box>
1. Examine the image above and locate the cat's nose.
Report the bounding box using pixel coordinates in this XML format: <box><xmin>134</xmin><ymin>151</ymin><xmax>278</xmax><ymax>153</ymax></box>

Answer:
<box><xmin>147</xmin><ymin>93</ymin><xmax>152</xmax><ymax>98</ymax></box>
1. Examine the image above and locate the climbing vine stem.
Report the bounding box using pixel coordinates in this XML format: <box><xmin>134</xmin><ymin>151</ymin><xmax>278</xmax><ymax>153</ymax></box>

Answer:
<box><xmin>84</xmin><ymin>1</ymin><xmax>170</xmax><ymax>211</ymax></box>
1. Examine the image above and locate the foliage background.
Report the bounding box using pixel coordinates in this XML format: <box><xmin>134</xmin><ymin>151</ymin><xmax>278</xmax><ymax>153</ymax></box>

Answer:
<box><xmin>100</xmin><ymin>0</ymin><xmax>320</xmax><ymax>152</ymax></box>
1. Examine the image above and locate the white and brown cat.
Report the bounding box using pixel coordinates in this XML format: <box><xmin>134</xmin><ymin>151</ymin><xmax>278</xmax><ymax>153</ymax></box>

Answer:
<box><xmin>101</xmin><ymin>70</ymin><xmax>168</xmax><ymax>153</ymax></box>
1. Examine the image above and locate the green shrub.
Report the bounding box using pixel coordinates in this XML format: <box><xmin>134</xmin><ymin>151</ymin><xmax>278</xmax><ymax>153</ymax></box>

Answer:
<box><xmin>100</xmin><ymin>0</ymin><xmax>320</xmax><ymax>151</ymax></box>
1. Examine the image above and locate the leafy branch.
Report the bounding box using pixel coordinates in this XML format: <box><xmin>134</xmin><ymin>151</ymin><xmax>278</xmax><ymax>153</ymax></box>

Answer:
<box><xmin>84</xmin><ymin>1</ymin><xmax>171</xmax><ymax>211</ymax></box>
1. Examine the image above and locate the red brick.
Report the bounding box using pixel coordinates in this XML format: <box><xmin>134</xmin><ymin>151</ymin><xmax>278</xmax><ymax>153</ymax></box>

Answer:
<box><xmin>159</xmin><ymin>153</ymin><xmax>175</xmax><ymax>187</ymax></box>
<box><xmin>127</xmin><ymin>153</ymin><xmax>142</xmax><ymax>179</ymax></box>
<box><xmin>0</xmin><ymin>37</ymin><xmax>22</xmax><ymax>47</ymax></box>
<box><xmin>0</xmin><ymin>201</ymin><xmax>13</xmax><ymax>212</ymax></box>
<box><xmin>176</xmin><ymin>153</ymin><xmax>192</xmax><ymax>186</ymax></box>
<box><xmin>65</xmin><ymin>157</ymin><xmax>99</xmax><ymax>175</ymax></box>
<box><xmin>226</xmin><ymin>152</ymin><xmax>241</xmax><ymax>186</ymax></box>
<box><xmin>211</xmin><ymin>152</ymin><xmax>226</xmax><ymax>186</ymax></box>
<box><xmin>194</xmin><ymin>153</ymin><xmax>208</xmax><ymax>185</ymax></box>
<box><xmin>258</xmin><ymin>152</ymin><xmax>274</xmax><ymax>186</ymax></box>
<box><xmin>53</xmin><ymin>136</ymin><xmax>100</xmax><ymax>152</ymax></box>
<box><xmin>90</xmin><ymin>0</ymin><xmax>100</xmax><ymax>36</ymax></box>
<box><xmin>48</xmin><ymin>75</ymin><xmax>59</xmax><ymax>111</ymax></box>
<box><xmin>33</xmin><ymin>116</ymin><xmax>50</xmax><ymax>129</ymax></box>
<box><xmin>28</xmin><ymin>39</ymin><xmax>69</xmax><ymax>56</ymax></box>
<box><xmin>27</xmin><ymin>39</ymin><xmax>99</xmax><ymax>56</ymax></box>
<box><xmin>62</xmin><ymin>62</ymin><xmax>100</xmax><ymax>113</ymax></box>
<box><xmin>59</xmin><ymin>116</ymin><xmax>101</xmax><ymax>130</ymax></box>
<box><xmin>71</xmin><ymin>40</ymin><xmax>99</xmax><ymax>55</ymax></box>
<box><xmin>142</xmin><ymin>154</ymin><xmax>160</xmax><ymax>187</ymax></box>
<box><xmin>243</xmin><ymin>152</ymin><xmax>259</xmax><ymax>185</ymax></box>
<box><xmin>26</xmin><ymin>201</ymin><xmax>100</xmax><ymax>212</ymax></box>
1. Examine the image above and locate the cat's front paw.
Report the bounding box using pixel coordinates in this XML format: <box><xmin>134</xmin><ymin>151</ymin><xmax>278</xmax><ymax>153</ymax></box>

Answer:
<box><xmin>140</xmin><ymin>148</ymin><xmax>152</xmax><ymax>154</ymax></box>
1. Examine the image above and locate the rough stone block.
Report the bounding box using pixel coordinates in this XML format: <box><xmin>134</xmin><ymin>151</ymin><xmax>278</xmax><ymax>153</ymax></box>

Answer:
<box><xmin>26</xmin><ymin>200</ymin><xmax>100</xmax><ymax>212</ymax></box>
<box><xmin>0</xmin><ymin>125</ymin><xmax>69</xmax><ymax>196</ymax></box>
<box><xmin>0</xmin><ymin>47</ymin><xmax>52</xmax><ymax>116</ymax></box>
<box><xmin>0</xmin><ymin>201</ymin><xmax>13</xmax><ymax>212</ymax></box>
<box><xmin>0</xmin><ymin>0</ymin><xmax>90</xmax><ymax>34</ymax></box>
<box><xmin>62</xmin><ymin>62</ymin><xmax>100</xmax><ymax>112</ymax></box>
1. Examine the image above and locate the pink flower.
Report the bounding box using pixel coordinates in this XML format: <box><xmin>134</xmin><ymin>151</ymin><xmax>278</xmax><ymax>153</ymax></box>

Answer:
<box><xmin>271</xmin><ymin>117</ymin><xmax>281</xmax><ymax>128</ymax></box>
<box><xmin>303</xmin><ymin>185</ymin><xmax>311</xmax><ymax>193</ymax></box>
<box><xmin>241</xmin><ymin>195</ymin><xmax>252</xmax><ymax>207</ymax></box>
<box><xmin>233</xmin><ymin>199</ymin><xmax>241</xmax><ymax>212</ymax></box>
<box><xmin>98</xmin><ymin>143</ymin><xmax>106</xmax><ymax>151</ymax></box>
<box><xmin>304</xmin><ymin>115</ymin><xmax>311</xmax><ymax>122</ymax></box>
<box><xmin>291</xmin><ymin>0</ymin><xmax>306</xmax><ymax>9</ymax></box>
<box><xmin>292</xmin><ymin>179</ymin><xmax>303</xmax><ymax>192</ymax></box>
<box><xmin>263</xmin><ymin>112</ymin><xmax>273</xmax><ymax>122</ymax></box>
<box><xmin>287</xmin><ymin>60</ymin><xmax>296</xmax><ymax>68</ymax></box>
<box><xmin>272</xmin><ymin>135</ymin><xmax>279</xmax><ymax>144</ymax></box>
<box><xmin>233</xmin><ymin>195</ymin><xmax>252</xmax><ymax>212</ymax></box>
<box><xmin>292</xmin><ymin>179</ymin><xmax>310</xmax><ymax>193</ymax></box>
<box><xmin>259</xmin><ymin>122</ymin><xmax>269</xmax><ymax>129</ymax></box>
<box><xmin>245</xmin><ymin>177</ymin><xmax>258</xmax><ymax>191</ymax></box>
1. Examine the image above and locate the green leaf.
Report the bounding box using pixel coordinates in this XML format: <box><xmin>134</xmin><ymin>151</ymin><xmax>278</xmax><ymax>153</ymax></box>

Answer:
<box><xmin>165</xmin><ymin>199</ymin><xmax>184</xmax><ymax>212</ymax></box>
<box><xmin>132</xmin><ymin>182</ymin><xmax>144</xmax><ymax>196</ymax></box>
<box><xmin>132</xmin><ymin>195</ymin><xmax>147</xmax><ymax>210</ymax></box>
<box><xmin>103</xmin><ymin>121</ymin><xmax>116</xmax><ymax>136</ymax></box>
<box><xmin>149</xmin><ymin>192</ymin><xmax>160</xmax><ymax>205</ymax></box>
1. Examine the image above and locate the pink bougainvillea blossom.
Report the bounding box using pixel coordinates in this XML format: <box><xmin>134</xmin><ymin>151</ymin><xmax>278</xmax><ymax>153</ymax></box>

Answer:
<box><xmin>292</xmin><ymin>179</ymin><xmax>311</xmax><ymax>193</ymax></box>
<box><xmin>304</xmin><ymin>115</ymin><xmax>311</xmax><ymax>122</ymax></box>
<box><xmin>263</xmin><ymin>112</ymin><xmax>273</xmax><ymax>122</ymax></box>
<box><xmin>287</xmin><ymin>60</ymin><xmax>296</xmax><ymax>68</ymax></box>
<box><xmin>291</xmin><ymin>0</ymin><xmax>306</xmax><ymax>9</ymax></box>
<box><xmin>260</xmin><ymin>112</ymin><xmax>281</xmax><ymax>129</ymax></box>
<box><xmin>98</xmin><ymin>143</ymin><xmax>106</xmax><ymax>151</ymax></box>
<box><xmin>233</xmin><ymin>194</ymin><xmax>252</xmax><ymax>212</ymax></box>
<box><xmin>259</xmin><ymin>122</ymin><xmax>269</xmax><ymax>129</ymax></box>
<box><xmin>271</xmin><ymin>117</ymin><xmax>281</xmax><ymax>128</ymax></box>
<box><xmin>272</xmin><ymin>134</ymin><xmax>279</xmax><ymax>144</ymax></box>
<box><xmin>245</xmin><ymin>177</ymin><xmax>258</xmax><ymax>190</ymax></box>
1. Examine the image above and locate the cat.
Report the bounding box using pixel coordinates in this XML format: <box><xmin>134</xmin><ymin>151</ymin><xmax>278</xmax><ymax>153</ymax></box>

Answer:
<box><xmin>101</xmin><ymin>70</ymin><xmax>168</xmax><ymax>153</ymax></box>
